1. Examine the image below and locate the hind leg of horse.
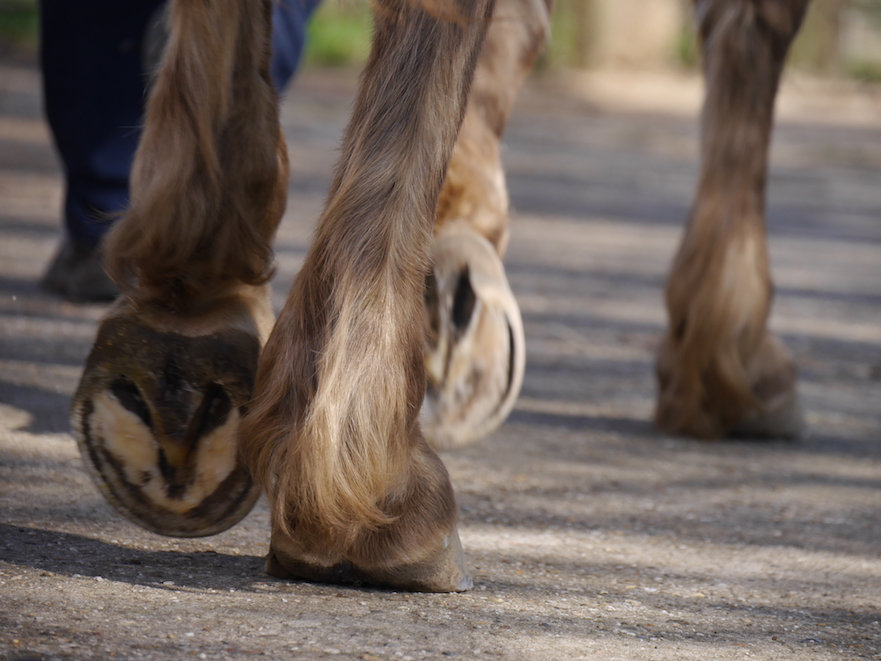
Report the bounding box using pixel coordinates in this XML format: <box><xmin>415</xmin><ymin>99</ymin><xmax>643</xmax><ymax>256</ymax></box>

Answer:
<box><xmin>240</xmin><ymin>0</ymin><xmax>496</xmax><ymax>592</ymax></box>
<box><xmin>422</xmin><ymin>0</ymin><xmax>552</xmax><ymax>448</ymax></box>
<box><xmin>655</xmin><ymin>0</ymin><xmax>812</xmax><ymax>439</ymax></box>
<box><xmin>71</xmin><ymin>0</ymin><xmax>286</xmax><ymax>536</ymax></box>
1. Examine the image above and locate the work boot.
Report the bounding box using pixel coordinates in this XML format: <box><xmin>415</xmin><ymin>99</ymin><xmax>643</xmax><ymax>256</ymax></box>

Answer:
<box><xmin>41</xmin><ymin>237</ymin><xmax>119</xmax><ymax>303</ymax></box>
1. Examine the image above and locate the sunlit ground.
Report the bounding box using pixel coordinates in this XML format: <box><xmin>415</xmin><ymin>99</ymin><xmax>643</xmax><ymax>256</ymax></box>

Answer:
<box><xmin>1</xmin><ymin>62</ymin><xmax>880</xmax><ymax>660</ymax></box>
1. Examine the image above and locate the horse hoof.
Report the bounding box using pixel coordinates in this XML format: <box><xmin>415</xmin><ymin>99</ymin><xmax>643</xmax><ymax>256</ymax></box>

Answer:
<box><xmin>731</xmin><ymin>392</ymin><xmax>805</xmax><ymax>439</ymax></box>
<box><xmin>265</xmin><ymin>523</ymin><xmax>472</xmax><ymax>593</ymax></box>
<box><xmin>732</xmin><ymin>334</ymin><xmax>805</xmax><ymax>440</ymax></box>
<box><xmin>71</xmin><ymin>286</ymin><xmax>274</xmax><ymax>537</ymax></box>
<box><xmin>421</xmin><ymin>222</ymin><xmax>525</xmax><ymax>449</ymax></box>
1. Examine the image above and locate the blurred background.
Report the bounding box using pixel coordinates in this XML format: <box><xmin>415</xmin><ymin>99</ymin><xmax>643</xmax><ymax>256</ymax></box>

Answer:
<box><xmin>3</xmin><ymin>0</ymin><xmax>881</xmax><ymax>80</ymax></box>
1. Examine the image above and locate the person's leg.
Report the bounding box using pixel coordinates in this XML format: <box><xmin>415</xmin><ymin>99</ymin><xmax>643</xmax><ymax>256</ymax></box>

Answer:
<box><xmin>39</xmin><ymin>0</ymin><xmax>320</xmax><ymax>301</ymax></box>
<box><xmin>270</xmin><ymin>0</ymin><xmax>322</xmax><ymax>92</ymax></box>
<box><xmin>39</xmin><ymin>0</ymin><xmax>164</xmax><ymax>300</ymax></box>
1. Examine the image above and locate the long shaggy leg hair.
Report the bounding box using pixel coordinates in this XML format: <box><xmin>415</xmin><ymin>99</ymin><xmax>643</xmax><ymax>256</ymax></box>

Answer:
<box><xmin>240</xmin><ymin>0</ymin><xmax>497</xmax><ymax>592</ymax></box>
<box><xmin>71</xmin><ymin>0</ymin><xmax>287</xmax><ymax>536</ymax></box>
<box><xmin>655</xmin><ymin>0</ymin><xmax>811</xmax><ymax>439</ymax></box>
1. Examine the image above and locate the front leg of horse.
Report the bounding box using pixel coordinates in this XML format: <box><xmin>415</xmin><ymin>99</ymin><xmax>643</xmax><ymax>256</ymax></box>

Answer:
<box><xmin>72</xmin><ymin>0</ymin><xmax>286</xmax><ymax>535</ymax></box>
<box><xmin>240</xmin><ymin>0</ymin><xmax>496</xmax><ymax>592</ymax></box>
<box><xmin>655</xmin><ymin>0</ymin><xmax>811</xmax><ymax>439</ymax></box>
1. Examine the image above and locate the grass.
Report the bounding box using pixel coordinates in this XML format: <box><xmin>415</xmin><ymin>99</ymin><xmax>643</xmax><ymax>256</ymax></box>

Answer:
<box><xmin>304</xmin><ymin>1</ymin><xmax>372</xmax><ymax>67</ymax></box>
<box><xmin>542</xmin><ymin>0</ymin><xmax>588</xmax><ymax>69</ymax></box>
<box><xmin>848</xmin><ymin>59</ymin><xmax>881</xmax><ymax>81</ymax></box>
<box><xmin>0</xmin><ymin>0</ymin><xmax>38</xmax><ymax>53</ymax></box>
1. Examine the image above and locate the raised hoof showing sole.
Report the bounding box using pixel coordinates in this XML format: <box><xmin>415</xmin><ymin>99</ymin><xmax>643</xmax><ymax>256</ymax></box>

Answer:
<box><xmin>421</xmin><ymin>222</ymin><xmax>525</xmax><ymax>450</ymax></box>
<box><xmin>265</xmin><ymin>525</ymin><xmax>472</xmax><ymax>593</ymax></box>
<box><xmin>71</xmin><ymin>288</ymin><xmax>274</xmax><ymax>537</ymax></box>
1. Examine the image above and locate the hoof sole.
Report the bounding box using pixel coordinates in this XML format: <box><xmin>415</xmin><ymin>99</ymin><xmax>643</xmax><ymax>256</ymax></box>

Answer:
<box><xmin>422</xmin><ymin>224</ymin><xmax>525</xmax><ymax>449</ymax></box>
<box><xmin>72</xmin><ymin>292</ymin><xmax>272</xmax><ymax>536</ymax></box>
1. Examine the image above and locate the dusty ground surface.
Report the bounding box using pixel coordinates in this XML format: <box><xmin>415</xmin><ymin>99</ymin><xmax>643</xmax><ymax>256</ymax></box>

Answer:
<box><xmin>1</xmin><ymin>61</ymin><xmax>880</xmax><ymax>661</ymax></box>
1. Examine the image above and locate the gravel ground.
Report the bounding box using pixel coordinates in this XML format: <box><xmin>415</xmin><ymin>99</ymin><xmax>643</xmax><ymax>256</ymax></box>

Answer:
<box><xmin>1</xmin><ymin>63</ymin><xmax>880</xmax><ymax>660</ymax></box>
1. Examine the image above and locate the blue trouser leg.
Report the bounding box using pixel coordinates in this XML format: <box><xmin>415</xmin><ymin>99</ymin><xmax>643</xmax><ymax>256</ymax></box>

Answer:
<box><xmin>271</xmin><ymin>0</ymin><xmax>321</xmax><ymax>92</ymax></box>
<box><xmin>40</xmin><ymin>0</ymin><xmax>321</xmax><ymax>249</ymax></box>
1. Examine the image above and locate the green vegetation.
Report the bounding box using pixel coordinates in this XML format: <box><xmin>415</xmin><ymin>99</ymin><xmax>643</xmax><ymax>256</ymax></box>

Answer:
<box><xmin>3</xmin><ymin>0</ymin><xmax>881</xmax><ymax>85</ymax></box>
<box><xmin>0</xmin><ymin>0</ymin><xmax>38</xmax><ymax>53</ymax></box>
<box><xmin>674</xmin><ymin>24</ymin><xmax>698</xmax><ymax>70</ymax></box>
<box><xmin>673</xmin><ymin>0</ymin><xmax>881</xmax><ymax>78</ymax></box>
<box><xmin>0</xmin><ymin>0</ymin><xmax>376</xmax><ymax>66</ymax></box>
<box><xmin>848</xmin><ymin>59</ymin><xmax>881</xmax><ymax>81</ymax></box>
<box><xmin>543</xmin><ymin>0</ymin><xmax>588</xmax><ymax>68</ymax></box>
<box><xmin>304</xmin><ymin>0</ymin><xmax>372</xmax><ymax>67</ymax></box>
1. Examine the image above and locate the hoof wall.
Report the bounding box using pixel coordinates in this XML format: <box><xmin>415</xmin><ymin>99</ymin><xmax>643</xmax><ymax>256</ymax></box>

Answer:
<box><xmin>731</xmin><ymin>391</ymin><xmax>805</xmax><ymax>440</ymax></box>
<box><xmin>266</xmin><ymin>526</ymin><xmax>472</xmax><ymax>593</ymax></box>
<box><xmin>422</xmin><ymin>224</ymin><xmax>525</xmax><ymax>450</ymax></box>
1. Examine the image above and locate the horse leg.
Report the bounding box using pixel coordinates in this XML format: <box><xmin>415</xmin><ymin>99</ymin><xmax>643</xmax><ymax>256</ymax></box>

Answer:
<box><xmin>655</xmin><ymin>0</ymin><xmax>812</xmax><ymax>439</ymax></box>
<box><xmin>240</xmin><ymin>0</ymin><xmax>496</xmax><ymax>591</ymax></box>
<box><xmin>422</xmin><ymin>0</ymin><xmax>552</xmax><ymax>448</ymax></box>
<box><xmin>72</xmin><ymin>0</ymin><xmax>286</xmax><ymax>535</ymax></box>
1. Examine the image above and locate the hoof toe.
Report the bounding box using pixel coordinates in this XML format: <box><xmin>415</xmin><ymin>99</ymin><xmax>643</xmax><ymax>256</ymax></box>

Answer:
<box><xmin>731</xmin><ymin>389</ymin><xmax>805</xmax><ymax>440</ymax></box>
<box><xmin>733</xmin><ymin>334</ymin><xmax>805</xmax><ymax>440</ymax></box>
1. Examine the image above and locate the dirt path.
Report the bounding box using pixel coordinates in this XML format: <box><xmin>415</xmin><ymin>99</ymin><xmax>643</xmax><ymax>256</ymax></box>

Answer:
<box><xmin>1</xmin><ymin>64</ymin><xmax>880</xmax><ymax>660</ymax></box>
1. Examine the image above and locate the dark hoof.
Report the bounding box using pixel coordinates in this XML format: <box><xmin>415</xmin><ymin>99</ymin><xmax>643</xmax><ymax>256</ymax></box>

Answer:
<box><xmin>732</xmin><ymin>334</ymin><xmax>805</xmax><ymax>440</ymax></box>
<box><xmin>71</xmin><ymin>289</ymin><xmax>273</xmax><ymax>536</ymax></box>
<box><xmin>265</xmin><ymin>525</ymin><xmax>472</xmax><ymax>593</ymax></box>
<box><xmin>422</xmin><ymin>223</ymin><xmax>525</xmax><ymax>449</ymax></box>
<box><xmin>731</xmin><ymin>393</ymin><xmax>805</xmax><ymax>439</ymax></box>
